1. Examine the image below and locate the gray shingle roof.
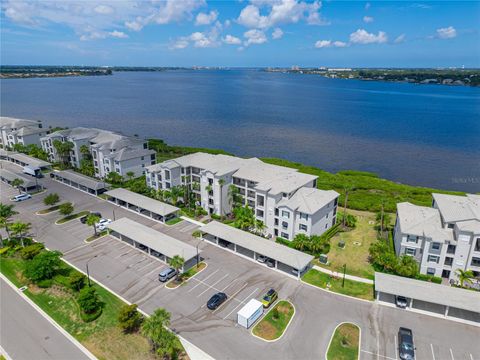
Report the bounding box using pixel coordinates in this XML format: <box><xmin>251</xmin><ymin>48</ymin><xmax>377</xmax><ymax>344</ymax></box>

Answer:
<box><xmin>105</xmin><ymin>188</ymin><xmax>179</xmax><ymax>216</ymax></box>
<box><xmin>432</xmin><ymin>193</ymin><xmax>480</xmax><ymax>223</ymax></box>
<box><xmin>7</xmin><ymin>152</ymin><xmax>51</xmax><ymax>168</ymax></box>
<box><xmin>54</xmin><ymin>170</ymin><xmax>106</xmax><ymax>191</ymax></box>
<box><xmin>0</xmin><ymin>169</ymin><xmax>36</xmax><ymax>187</ymax></box>
<box><xmin>278</xmin><ymin>188</ymin><xmax>339</xmax><ymax>214</ymax></box>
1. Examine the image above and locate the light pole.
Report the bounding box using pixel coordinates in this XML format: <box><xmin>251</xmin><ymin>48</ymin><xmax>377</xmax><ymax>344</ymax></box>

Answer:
<box><xmin>196</xmin><ymin>238</ymin><xmax>204</xmax><ymax>268</ymax></box>
<box><xmin>342</xmin><ymin>264</ymin><xmax>347</xmax><ymax>288</ymax></box>
<box><xmin>113</xmin><ymin>209</ymin><xmax>116</xmax><ymax>221</ymax></box>
<box><xmin>86</xmin><ymin>254</ymin><xmax>98</xmax><ymax>287</ymax></box>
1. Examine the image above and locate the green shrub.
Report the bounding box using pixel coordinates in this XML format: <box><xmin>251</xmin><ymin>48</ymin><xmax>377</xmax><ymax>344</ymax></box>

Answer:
<box><xmin>43</xmin><ymin>193</ymin><xmax>60</xmax><ymax>206</ymax></box>
<box><xmin>337</xmin><ymin>212</ymin><xmax>357</xmax><ymax>228</ymax></box>
<box><xmin>416</xmin><ymin>274</ymin><xmax>442</xmax><ymax>284</ymax></box>
<box><xmin>192</xmin><ymin>230</ymin><xmax>202</xmax><ymax>238</ymax></box>
<box><xmin>19</xmin><ymin>243</ymin><xmax>45</xmax><ymax>260</ymax></box>
<box><xmin>0</xmin><ymin>246</ymin><xmax>11</xmax><ymax>256</ymax></box>
<box><xmin>24</xmin><ymin>250</ymin><xmax>62</xmax><ymax>283</ymax></box>
<box><xmin>77</xmin><ymin>287</ymin><xmax>103</xmax><ymax>314</ymax></box>
<box><xmin>37</xmin><ymin>279</ymin><xmax>53</xmax><ymax>288</ymax></box>
<box><xmin>118</xmin><ymin>304</ymin><xmax>143</xmax><ymax>333</ymax></box>
<box><xmin>68</xmin><ymin>272</ymin><xmax>86</xmax><ymax>292</ymax></box>
<box><xmin>210</xmin><ymin>214</ymin><xmax>221</xmax><ymax>220</ymax></box>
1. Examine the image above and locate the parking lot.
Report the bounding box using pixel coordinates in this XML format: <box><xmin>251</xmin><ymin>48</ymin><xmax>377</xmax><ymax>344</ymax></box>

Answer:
<box><xmin>1</xmin><ymin>165</ymin><xmax>479</xmax><ymax>360</ymax></box>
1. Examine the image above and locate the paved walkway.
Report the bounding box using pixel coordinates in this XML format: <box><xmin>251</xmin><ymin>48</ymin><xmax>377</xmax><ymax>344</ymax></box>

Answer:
<box><xmin>180</xmin><ymin>216</ymin><xmax>205</xmax><ymax>227</ymax></box>
<box><xmin>313</xmin><ymin>265</ymin><xmax>374</xmax><ymax>284</ymax></box>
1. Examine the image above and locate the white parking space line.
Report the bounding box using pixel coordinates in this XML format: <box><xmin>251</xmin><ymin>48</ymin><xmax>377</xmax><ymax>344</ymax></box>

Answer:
<box><xmin>222</xmin><ymin>287</ymin><xmax>259</xmax><ymax>320</ymax></box>
<box><xmin>449</xmin><ymin>349</ymin><xmax>454</xmax><ymax>360</ymax></box>
<box><xmin>360</xmin><ymin>350</ymin><xmax>396</xmax><ymax>360</ymax></box>
<box><xmin>394</xmin><ymin>335</ymin><xmax>398</xmax><ymax>360</ymax></box>
<box><xmin>187</xmin><ymin>269</ymin><xmax>220</xmax><ymax>293</ymax></box>
<box><xmin>431</xmin><ymin>344</ymin><xmax>436</xmax><ymax>360</ymax></box>
<box><xmin>115</xmin><ymin>248</ymin><xmax>134</xmax><ymax>258</ymax></box>
<box><xmin>197</xmin><ymin>274</ymin><xmax>230</xmax><ymax>297</ymax></box>
<box><xmin>470</xmin><ymin>354</ymin><xmax>474</xmax><ymax>360</ymax></box>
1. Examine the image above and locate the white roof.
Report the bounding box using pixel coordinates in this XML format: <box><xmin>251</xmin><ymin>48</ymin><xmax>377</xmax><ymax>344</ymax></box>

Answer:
<box><xmin>375</xmin><ymin>272</ymin><xmax>480</xmax><ymax>313</ymax></box>
<box><xmin>105</xmin><ymin>188</ymin><xmax>179</xmax><ymax>216</ymax></box>
<box><xmin>0</xmin><ymin>169</ymin><xmax>36</xmax><ymax>187</ymax></box>
<box><xmin>7</xmin><ymin>152</ymin><xmax>51</xmax><ymax>168</ymax></box>
<box><xmin>0</xmin><ymin>116</ymin><xmax>41</xmax><ymax>129</ymax></box>
<box><xmin>201</xmin><ymin>221</ymin><xmax>313</xmax><ymax>270</ymax></box>
<box><xmin>54</xmin><ymin>170</ymin><xmax>106</xmax><ymax>191</ymax></box>
<box><xmin>278</xmin><ymin>188</ymin><xmax>339</xmax><ymax>214</ymax></box>
<box><xmin>237</xmin><ymin>299</ymin><xmax>263</xmax><ymax>318</ymax></box>
<box><xmin>108</xmin><ymin>218</ymin><xmax>197</xmax><ymax>261</ymax></box>
<box><xmin>432</xmin><ymin>193</ymin><xmax>480</xmax><ymax>223</ymax></box>
<box><xmin>396</xmin><ymin>202</ymin><xmax>453</xmax><ymax>242</ymax></box>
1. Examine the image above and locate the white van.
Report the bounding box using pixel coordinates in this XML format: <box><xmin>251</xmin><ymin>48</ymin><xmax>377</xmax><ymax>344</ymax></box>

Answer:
<box><xmin>14</xmin><ymin>193</ymin><xmax>32</xmax><ymax>202</ymax></box>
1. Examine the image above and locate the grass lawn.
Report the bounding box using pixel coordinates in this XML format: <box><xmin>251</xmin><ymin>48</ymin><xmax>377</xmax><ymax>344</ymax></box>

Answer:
<box><xmin>0</xmin><ymin>256</ymin><xmax>159</xmax><ymax>360</ymax></box>
<box><xmin>166</xmin><ymin>217</ymin><xmax>183</xmax><ymax>226</ymax></box>
<box><xmin>316</xmin><ymin>209</ymin><xmax>380</xmax><ymax>279</ymax></box>
<box><xmin>327</xmin><ymin>323</ymin><xmax>360</xmax><ymax>360</ymax></box>
<box><xmin>302</xmin><ymin>269</ymin><xmax>374</xmax><ymax>301</ymax></box>
<box><xmin>56</xmin><ymin>211</ymin><xmax>89</xmax><ymax>224</ymax></box>
<box><xmin>85</xmin><ymin>230</ymin><xmax>108</xmax><ymax>243</ymax></box>
<box><xmin>166</xmin><ymin>262</ymin><xmax>206</xmax><ymax>289</ymax></box>
<box><xmin>252</xmin><ymin>300</ymin><xmax>294</xmax><ymax>341</ymax></box>
<box><xmin>37</xmin><ymin>203</ymin><xmax>65</xmax><ymax>214</ymax></box>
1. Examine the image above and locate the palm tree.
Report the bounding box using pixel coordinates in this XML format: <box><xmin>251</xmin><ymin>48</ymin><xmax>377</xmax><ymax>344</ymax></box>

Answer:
<box><xmin>255</xmin><ymin>219</ymin><xmax>266</xmax><ymax>235</ymax></box>
<box><xmin>141</xmin><ymin>308</ymin><xmax>171</xmax><ymax>353</ymax></box>
<box><xmin>170</xmin><ymin>186</ymin><xmax>182</xmax><ymax>206</ymax></box>
<box><xmin>218</xmin><ymin>179</ymin><xmax>225</xmax><ymax>219</ymax></box>
<box><xmin>233</xmin><ymin>206</ymin><xmax>255</xmax><ymax>231</ymax></box>
<box><xmin>10</xmin><ymin>221</ymin><xmax>31</xmax><ymax>247</ymax></box>
<box><xmin>53</xmin><ymin>140</ymin><xmax>74</xmax><ymax>168</ymax></box>
<box><xmin>86</xmin><ymin>214</ymin><xmax>101</xmax><ymax>236</ymax></box>
<box><xmin>11</xmin><ymin>178</ymin><xmax>24</xmax><ymax>194</ymax></box>
<box><xmin>228</xmin><ymin>184</ymin><xmax>240</xmax><ymax>209</ymax></box>
<box><xmin>455</xmin><ymin>269</ymin><xmax>475</xmax><ymax>287</ymax></box>
<box><xmin>0</xmin><ymin>217</ymin><xmax>9</xmax><ymax>247</ymax></box>
<box><xmin>169</xmin><ymin>255</ymin><xmax>185</xmax><ymax>282</ymax></box>
<box><xmin>0</xmin><ymin>204</ymin><xmax>17</xmax><ymax>238</ymax></box>
<box><xmin>79</xmin><ymin>144</ymin><xmax>91</xmax><ymax>160</ymax></box>
<box><xmin>292</xmin><ymin>233</ymin><xmax>310</xmax><ymax>251</ymax></box>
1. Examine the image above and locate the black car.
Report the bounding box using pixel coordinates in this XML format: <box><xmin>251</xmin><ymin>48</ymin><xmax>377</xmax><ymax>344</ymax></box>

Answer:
<box><xmin>207</xmin><ymin>292</ymin><xmax>227</xmax><ymax>310</ymax></box>
<box><xmin>80</xmin><ymin>212</ymin><xmax>102</xmax><ymax>224</ymax></box>
<box><xmin>395</xmin><ymin>295</ymin><xmax>408</xmax><ymax>309</ymax></box>
<box><xmin>398</xmin><ymin>327</ymin><xmax>415</xmax><ymax>360</ymax></box>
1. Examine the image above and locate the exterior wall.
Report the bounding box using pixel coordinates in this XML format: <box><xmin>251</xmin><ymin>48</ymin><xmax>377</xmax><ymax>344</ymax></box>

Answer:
<box><xmin>116</xmin><ymin>155</ymin><xmax>154</xmax><ymax>178</ymax></box>
<box><xmin>308</xmin><ymin>200</ymin><xmax>337</xmax><ymax>237</ymax></box>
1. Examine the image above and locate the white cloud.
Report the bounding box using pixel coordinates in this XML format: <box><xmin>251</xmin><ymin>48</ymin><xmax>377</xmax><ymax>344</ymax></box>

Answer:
<box><xmin>171</xmin><ymin>21</ymin><xmax>222</xmax><ymax>49</ymax></box>
<box><xmin>394</xmin><ymin>33</ymin><xmax>406</xmax><ymax>43</ymax></box>
<box><xmin>172</xmin><ymin>38</ymin><xmax>189</xmax><ymax>49</ymax></box>
<box><xmin>272</xmin><ymin>27</ymin><xmax>283</xmax><ymax>39</ymax></box>
<box><xmin>349</xmin><ymin>29</ymin><xmax>387</xmax><ymax>44</ymax></box>
<box><xmin>244</xmin><ymin>29</ymin><xmax>267</xmax><ymax>46</ymax></box>
<box><xmin>237</xmin><ymin>0</ymin><xmax>325</xmax><ymax>29</ymax></box>
<box><xmin>314</xmin><ymin>39</ymin><xmax>347</xmax><ymax>48</ymax></box>
<box><xmin>195</xmin><ymin>10</ymin><xmax>218</xmax><ymax>26</ymax></box>
<box><xmin>109</xmin><ymin>30</ymin><xmax>128</xmax><ymax>38</ymax></box>
<box><xmin>363</xmin><ymin>16</ymin><xmax>374</xmax><ymax>23</ymax></box>
<box><xmin>436</xmin><ymin>26</ymin><xmax>456</xmax><ymax>39</ymax></box>
<box><xmin>223</xmin><ymin>34</ymin><xmax>242</xmax><ymax>45</ymax></box>
<box><xmin>94</xmin><ymin>5</ymin><xmax>114</xmax><ymax>15</ymax></box>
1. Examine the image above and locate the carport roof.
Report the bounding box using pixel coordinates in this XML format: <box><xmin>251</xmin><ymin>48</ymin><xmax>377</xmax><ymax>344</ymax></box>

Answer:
<box><xmin>105</xmin><ymin>188</ymin><xmax>179</xmax><ymax>216</ymax></box>
<box><xmin>108</xmin><ymin>218</ymin><xmax>197</xmax><ymax>261</ymax></box>
<box><xmin>54</xmin><ymin>170</ymin><xmax>106</xmax><ymax>191</ymax></box>
<box><xmin>201</xmin><ymin>221</ymin><xmax>314</xmax><ymax>270</ymax></box>
<box><xmin>375</xmin><ymin>272</ymin><xmax>480</xmax><ymax>313</ymax></box>
<box><xmin>0</xmin><ymin>169</ymin><xmax>36</xmax><ymax>187</ymax></box>
<box><xmin>8</xmin><ymin>152</ymin><xmax>51</xmax><ymax>168</ymax></box>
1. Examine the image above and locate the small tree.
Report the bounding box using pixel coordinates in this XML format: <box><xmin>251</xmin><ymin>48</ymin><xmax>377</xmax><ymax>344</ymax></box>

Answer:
<box><xmin>271</xmin><ymin>307</ymin><xmax>280</xmax><ymax>321</ymax></box>
<box><xmin>78</xmin><ymin>287</ymin><xmax>103</xmax><ymax>314</ymax></box>
<box><xmin>44</xmin><ymin>193</ymin><xmax>60</xmax><ymax>207</ymax></box>
<box><xmin>86</xmin><ymin>214</ymin><xmax>101</xmax><ymax>236</ymax></box>
<box><xmin>106</xmin><ymin>171</ymin><xmax>123</xmax><ymax>185</ymax></box>
<box><xmin>11</xmin><ymin>178</ymin><xmax>24</xmax><ymax>194</ymax></box>
<box><xmin>126</xmin><ymin>171</ymin><xmax>135</xmax><ymax>181</ymax></box>
<box><xmin>292</xmin><ymin>233</ymin><xmax>310</xmax><ymax>251</ymax></box>
<box><xmin>455</xmin><ymin>269</ymin><xmax>475</xmax><ymax>287</ymax></box>
<box><xmin>0</xmin><ymin>203</ymin><xmax>18</xmax><ymax>240</ymax></box>
<box><xmin>20</xmin><ymin>243</ymin><xmax>45</xmax><ymax>259</ymax></box>
<box><xmin>59</xmin><ymin>202</ymin><xmax>74</xmax><ymax>217</ymax></box>
<box><xmin>25</xmin><ymin>250</ymin><xmax>62</xmax><ymax>282</ymax></box>
<box><xmin>118</xmin><ymin>304</ymin><xmax>143</xmax><ymax>333</ymax></box>
<box><xmin>142</xmin><ymin>308</ymin><xmax>181</xmax><ymax>358</ymax></box>
<box><xmin>10</xmin><ymin>221</ymin><xmax>31</xmax><ymax>247</ymax></box>
<box><xmin>169</xmin><ymin>255</ymin><xmax>185</xmax><ymax>282</ymax></box>
<box><xmin>68</xmin><ymin>272</ymin><xmax>86</xmax><ymax>292</ymax></box>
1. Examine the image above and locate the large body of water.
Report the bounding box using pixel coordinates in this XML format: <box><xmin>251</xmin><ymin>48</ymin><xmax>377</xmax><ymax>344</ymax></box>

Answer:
<box><xmin>1</xmin><ymin>70</ymin><xmax>479</xmax><ymax>192</ymax></box>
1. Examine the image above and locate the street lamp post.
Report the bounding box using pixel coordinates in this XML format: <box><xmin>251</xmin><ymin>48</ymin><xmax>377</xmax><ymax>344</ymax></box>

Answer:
<box><xmin>196</xmin><ymin>238</ymin><xmax>204</xmax><ymax>268</ymax></box>
<box><xmin>86</xmin><ymin>255</ymin><xmax>98</xmax><ymax>287</ymax></box>
<box><xmin>342</xmin><ymin>264</ymin><xmax>347</xmax><ymax>288</ymax></box>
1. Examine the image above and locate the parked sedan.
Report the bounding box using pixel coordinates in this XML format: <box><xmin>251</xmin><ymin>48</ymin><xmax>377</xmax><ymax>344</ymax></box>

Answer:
<box><xmin>96</xmin><ymin>218</ymin><xmax>112</xmax><ymax>230</ymax></box>
<box><xmin>395</xmin><ymin>295</ymin><xmax>408</xmax><ymax>309</ymax></box>
<box><xmin>265</xmin><ymin>258</ymin><xmax>275</xmax><ymax>268</ymax></box>
<box><xmin>261</xmin><ymin>289</ymin><xmax>278</xmax><ymax>308</ymax></box>
<box><xmin>14</xmin><ymin>193</ymin><xmax>31</xmax><ymax>202</ymax></box>
<box><xmin>257</xmin><ymin>255</ymin><xmax>267</xmax><ymax>263</ymax></box>
<box><xmin>398</xmin><ymin>327</ymin><xmax>415</xmax><ymax>360</ymax></box>
<box><xmin>207</xmin><ymin>292</ymin><xmax>227</xmax><ymax>310</ymax></box>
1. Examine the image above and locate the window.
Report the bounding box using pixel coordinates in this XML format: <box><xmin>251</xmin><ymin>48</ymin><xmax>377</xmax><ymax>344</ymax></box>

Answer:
<box><xmin>427</xmin><ymin>268</ymin><xmax>436</xmax><ymax>275</ymax></box>
<box><xmin>281</xmin><ymin>232</ymin><xmax>289</xmax><ymax>240</ymax></box>
<box><xmin>471</xmin><ymin>257</ymin><xmax>480</xmax><ymax>267</ymax></box>
<box><xmin>447</xmin><ymin>223</ymin><xmax>455</xmax><ymax>229</ymax></box>
<box><xmin>326</xmin><ymin>213</ymin><xmax>329</xmax><ymax>219</ymax></box>
<box><xmin>256</xmin><ymin>195</ymin><xmax>265</xmax><ymax>207</ymax></box>
<box><xmin>141</xmin><ymin>156</ymin><xmax>144</xmax><ymax>160</ymax></box>
<box><xmin>281</xmin><ymin>210</ymin><xmax>290</xmax><ymax>218</ymax></box>
<box><xmin>299</xmin><ymin>224</ymin><xmax>308</xmax><ymax>231</ymax></box>
<box><xmin>275</xmin><ymin>208</ymin><xmax>279</xmax><ymax>216</ymax></box>
<box><xmin>325</xmin><ymin>224</ymin><xmax>328</xmax><ymax>229</ymax></box>
<box><xmin>406</xmin><ymin>235</ymin><xmax>418</xmax><ymax>243</ymax></box>
<box><xmin>300</xmin><ymin>213</ymin><xmax>308</xmax><ymax>221</ymax></box>
<box><xmin>165</xmin><ymin>182</ymin><xmax>171</xmax><ymax>189</ymax></box>
<box><xmin>282</xmin><ymin>221</ymin><xmax>288</xmax><ymax>229</ymax></box>
<box><xmin>333</xmin><ymin>208</ymin><xmax>337</xmax><ymax>216</ymax></box>
<box><xmin>256</xmin><ymin>209</ymin><xmax>264</xmax><ymax>218</ymax></box>
<box><xmin>427</xmin><ymin>255</ymin><xmax>439</xmax><ymax>263</ymax></box>
<box><xmin>431</xmin><ymin>242</ymin><xmax>440</xmax><ymax>251</ymax></box>
<box><xmin>405</xmin><ymin>248</ymin><xmax>416</xmax><ymax>256</ymax></box>
<box><xmin>475</xmin><ymin>238</ymin><xmax>480</xmax><ymax>252</ymax></box>
<box><xmin>274</xmin><ymin>218</ymin><xmax>279</xmax><ymax>226</ymax></box>
<box><xmin>282</xmin><ymin>192</ymin><xmax>287</xmax><ymax>198</ymax></box>
<box><xmin>165</xmin><ymin>170</ymin><xmax>170</xmax><ymax>180</ymax></box>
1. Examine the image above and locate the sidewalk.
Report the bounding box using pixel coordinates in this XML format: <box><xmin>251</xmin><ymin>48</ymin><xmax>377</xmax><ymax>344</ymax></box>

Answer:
<box><xmin>180</xmin><ymin>216</ymin><xmax>205</xmax><ymax>227</ymax></box>
<box><xmin>313</xmin><ymin>265</ymin><xmax>374</xmax><ymax>285</ymax></box>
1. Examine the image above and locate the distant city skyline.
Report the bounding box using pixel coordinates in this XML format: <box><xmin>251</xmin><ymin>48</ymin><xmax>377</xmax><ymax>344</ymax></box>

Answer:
<box><xmin>1</xmin><ymin>1</ymin><xmax>479</xmax><ymax>67</ymax></box>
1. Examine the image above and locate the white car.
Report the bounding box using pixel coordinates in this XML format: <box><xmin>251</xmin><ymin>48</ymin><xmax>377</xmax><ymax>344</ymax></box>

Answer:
<box><xmin>14</xmin><ymin>193</ymin><xmax>32</xmax><ymax>202</ymax></box>
<box><xmin>96</xmin><ymin>218</ymin><xmax>112</xmax><ymax>230</ymax></box>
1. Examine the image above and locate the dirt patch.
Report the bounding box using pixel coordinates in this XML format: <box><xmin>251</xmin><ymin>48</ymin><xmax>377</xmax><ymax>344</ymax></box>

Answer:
<box><xmin>47</xmin><ymin>284</ymin><xmax>71</xmax><ymax>298</ymax></box>
<box><xmin>338</xmin><ymin>323</ymin><xmax>359</xmax><ymax>345</ymax></box>
<box><xmin>277</xmin><ymin>304</ymin><xmax>291</xmax><ymax>314</ymax></box>
<box><xmin>254</xmin><ymin>322</ymin><xmax>277</xmax><ymax>340</ymax></box>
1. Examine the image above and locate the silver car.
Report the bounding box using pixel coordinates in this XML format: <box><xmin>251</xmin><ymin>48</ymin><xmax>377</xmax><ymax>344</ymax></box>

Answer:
<box><xmin>158</xmin><ymin>267</ymin><xmax>177</xmax><ymax>282</ymax></box>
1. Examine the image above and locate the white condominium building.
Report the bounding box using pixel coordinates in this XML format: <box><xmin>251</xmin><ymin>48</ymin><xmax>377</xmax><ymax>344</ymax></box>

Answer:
<box><xmin>394</xmin><ymin>193</ymin><xmax>480</xmax><ymax>281</ymax></box>
<box><xmin>41</xmin><ymin>127</ymin><xmax>156</xmax><ymax>178</ymax></box>
<box><xmin>0</xmin><ymin>117</ymin><xmax>48</xmax><ymax>148</ymax></box>
<box><xmin>146</xmin><ymin>152</ymin><xmax>339</xmax><ymax>239</ymax></box>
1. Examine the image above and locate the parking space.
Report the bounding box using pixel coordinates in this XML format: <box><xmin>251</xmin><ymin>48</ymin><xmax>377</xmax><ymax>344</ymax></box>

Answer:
<box><xmin>56</xmin><ymin>218</ymin><xmax>93</xmax><ymax>241</ymax></box>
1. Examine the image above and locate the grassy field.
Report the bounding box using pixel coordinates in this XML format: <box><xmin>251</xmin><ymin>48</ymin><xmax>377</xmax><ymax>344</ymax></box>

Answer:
<box><xmin>327</xmin><ymin>323</ymin><xmax>360</xmax><ymax>360</ymax></box>
<box><xmin>316</xmin><ymin>210</ymin><xmax>381</xmax><ymax>279</ymax></box>
<box><xmin>252</xmin><ymin>300</ymin><xmax>294</xmax><ymax>341</ymax></box>
<box><xmin>302</xmin><ymin>269</ymin><xmax>374</xmax><ymax>301</ymax></box>
<box><xmin>166</xmin><ymin>217</ymin><xmax>183</xmax><ymax>225</ymax></box>
<box><xmin>37</xmin><ymin>203</ymin><xmax>64</xmax><ymax>214</ymax></box>
<box><xmin>0</xmin><ymin>256</ymin><xmax>159</xmax><ymax>360</ymax></box>
<box><xmin>85</xmin><ymin>230</ymin><xmax>108</xmax><ymax>243</ymax></box>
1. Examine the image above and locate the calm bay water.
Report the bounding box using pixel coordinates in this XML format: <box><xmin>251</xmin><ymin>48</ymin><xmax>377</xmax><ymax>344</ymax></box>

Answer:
<box><xmin>1</xmin><ymin>69</ymin><xmax>479</xmax><ymax>192</ymax></box>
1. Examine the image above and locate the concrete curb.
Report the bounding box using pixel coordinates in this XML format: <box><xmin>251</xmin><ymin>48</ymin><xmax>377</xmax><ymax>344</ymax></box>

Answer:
<box><xmin>313</xmin><ymin>265</ymin><xmax>374</xmax><ymax>285</ymax></box>
<box><xmin>251</xmin><ymin>300</ymin><xmax>296</xmax><ymax>343</ymax></box>
<box><xmin>300</xmin><ymin>278</ymin><xmax>373</xmax><ymax>304</ymax></box>
<box><xmin>324</xmin><ymin>321</ymin><xmax>361</xmax><ymax>360</ymax></box>
<box><xmin>165</xmin><ymin>262</ymin><xmax>209</xmax><ymax>290</ymax></box>
<box><xmin>0</xmin><ymin>273</ymin><xmax>97</xmax><ymax>360</ymax></box>
<box><xmin>0</xmin><ymin>344</ymin><xmax>13</xmax><ymax>360</ymax></box>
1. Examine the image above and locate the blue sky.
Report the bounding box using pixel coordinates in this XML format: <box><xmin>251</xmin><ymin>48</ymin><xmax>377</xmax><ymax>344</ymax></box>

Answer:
<box><xmin>1</xmin><ymin>1</ymin><xmax>479</xmax><ymax>67</ymax></box>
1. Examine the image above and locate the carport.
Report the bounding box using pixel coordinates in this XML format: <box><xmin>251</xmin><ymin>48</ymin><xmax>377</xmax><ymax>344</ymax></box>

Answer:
<box><xmin>108</xmin><ymin>218</ymin><xmax>199</xmax><ymax>270</ymax></box>
<box><xmin>105</xmin><ymin>188</ymin><xmax>179</xmax><ymax>223</ymax></box>
<box><xmin>6</xmin><ymin>152</ymin><xmax>51</xmax><ymax>170</ymax></box>
<box><xmin>201</xmin><ymin>221</ymin><xmax>313</xmax><ymax>279</ymax></box>
<box><xmin>0</xmin><ymin>169</ymin><xmax>38</xmax><ymax>192</ymax></box>
<box><xmin>375</xmin><ymin>272</ymin><xmax>480</xmax><ymax>324</ymax></box>
<box><xmin>51</xmin><ymin>170</ymin><xmax>107</xmax><ymax>195</ymax></box>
